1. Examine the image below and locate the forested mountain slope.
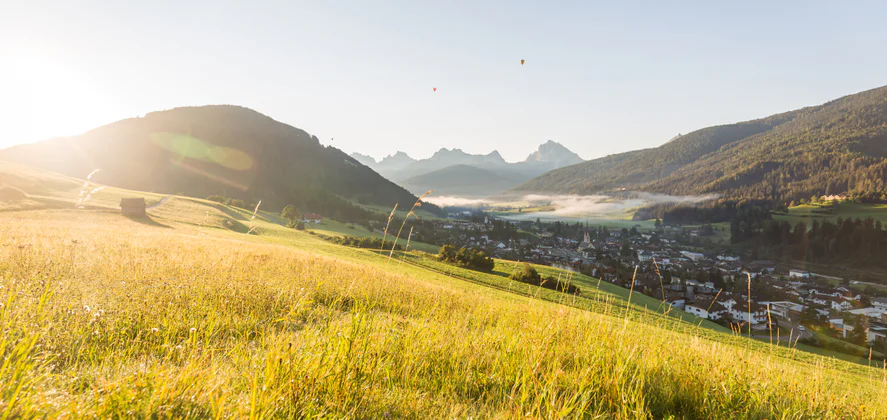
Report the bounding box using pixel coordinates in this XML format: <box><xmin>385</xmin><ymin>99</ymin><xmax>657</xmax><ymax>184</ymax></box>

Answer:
<box><xmin>0</xmin><ymin>105</ymin><xmax>432</xmax><ymax>212</ymax></box>
<box><xmin>517</xmin><ymin>85</ymin><xmax>887</xmax><ymax>203</ymax></box>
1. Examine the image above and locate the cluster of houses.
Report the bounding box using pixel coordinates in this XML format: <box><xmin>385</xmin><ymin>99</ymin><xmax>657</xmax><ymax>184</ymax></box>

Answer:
<box><xmin>426</xmin><ymin>213</ymin><xmax>887</xmax><ymax>347</ymax></box>
<box><xmin>475</xmin><ymin>217</ymin><xmax>887</xmax><ymax>346</ymax></box>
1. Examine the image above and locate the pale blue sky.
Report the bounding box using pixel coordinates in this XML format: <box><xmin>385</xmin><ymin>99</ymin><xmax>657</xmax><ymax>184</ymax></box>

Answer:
<box><xmin>1</xmin><ymin>1</ymin><xmax>885</xmax><ymax>161</ymax></box>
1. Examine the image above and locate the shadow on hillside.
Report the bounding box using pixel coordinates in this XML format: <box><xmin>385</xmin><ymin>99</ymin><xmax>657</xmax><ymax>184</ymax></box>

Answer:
<box><xmin>124</xmin><ymin>214</ymin><xmax>172</xmax><ymax>228</ymax></box>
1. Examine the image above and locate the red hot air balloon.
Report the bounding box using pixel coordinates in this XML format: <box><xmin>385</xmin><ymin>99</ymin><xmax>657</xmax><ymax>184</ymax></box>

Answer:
<box><xmin>433</xmin><ymin>87</ymin><xmax>437</xmax><ymax>92</ymax></box>
<box><xmin>520</xmin><ymin>59</ymin><xmax>525</xmax><ymax>65</ymax></box>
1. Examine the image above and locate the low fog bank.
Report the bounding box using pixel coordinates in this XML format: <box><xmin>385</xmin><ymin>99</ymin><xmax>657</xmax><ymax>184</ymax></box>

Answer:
<box><xmin>424</xmin><ymin>196</ymin><xmax>492</xmax><ymax>208</ymax></box>
<box><xmin>425</xmin><ymin>192</ymin><xmax>719</xmax><ymax>220</ymax></box>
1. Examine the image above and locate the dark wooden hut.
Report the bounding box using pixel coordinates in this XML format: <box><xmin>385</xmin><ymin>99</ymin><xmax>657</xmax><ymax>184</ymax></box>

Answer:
<box><xmin>120</xmin><ymin>198</ymin><xmax>147</xmax><ymax>217</ymax></box>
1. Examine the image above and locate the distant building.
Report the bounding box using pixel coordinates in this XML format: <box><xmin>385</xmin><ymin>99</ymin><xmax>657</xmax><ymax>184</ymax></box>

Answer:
<box><xmin>869</xmin><ymin>325</ymin><xmax>887</xmax><ymax>345</ymax></box>
<box><xmin>120</xmin><ymin>198</ymin><xmax>147</xmax><ymax>217</ymax></box>
<box><xmin>302</xmin><ymin>213</ymin><xmax>323</xmax><ymax>224</ymax></box>
<box><xmin>685</xmin><ymin>296</ymin><xmax>729</xmax><ymax>321</ymax></box>
<box><xmin>729</xmin><ymin>302</ymin><xmax>768</xmax><ymax>325</ymax></box>
<box><xmin>789</xmin><ymin>269</ymin><xmax>811</xmax><ymax>278</ymax></box>
<box><xmin>749</xmin><ymin>260</ymin><xmax>776</xmax><ymax>273</ymax></box>
<box><xmin>680</xmin><ymin>251</ymin><xmax>704</xmax><ymax>261</ymax></box>
<box><xmin>849</xmin><ymin>307</ymin><xmax>887</xmax><ymax>319</ymax></box>
<box><xmin>760</xmin><ymin>301</ymin><xmax>804</xmax><ymax>321</ymax></box>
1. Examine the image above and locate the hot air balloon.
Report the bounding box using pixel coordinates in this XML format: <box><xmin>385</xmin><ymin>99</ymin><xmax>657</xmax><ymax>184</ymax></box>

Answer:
<box><xmin>433</xmin><ymin>87</ymin><xmax>437</xmax><ymax>92</ymax></box>
<box><xmin>520</xmin><ymin>59</ymin><xmax>525</xmax><ymax>65</ymax></box>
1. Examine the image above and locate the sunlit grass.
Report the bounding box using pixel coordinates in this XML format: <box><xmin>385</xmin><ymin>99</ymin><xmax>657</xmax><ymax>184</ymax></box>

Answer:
<box><xmin>2</xmin><ymin>160</ymin><xmax>887</xmax><ymax>417</ymax></box>
<box><xmin>1</xmin><ymin>210</ymin><xmax>886</xmax><ymax>418</ymax></box>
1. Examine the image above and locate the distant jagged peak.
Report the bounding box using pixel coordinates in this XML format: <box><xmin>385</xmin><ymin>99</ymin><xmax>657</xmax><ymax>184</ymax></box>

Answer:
<box><xmin>350</xmin><ymin>152</ymin><xmax>377</xmax><ymax>165</ymax></box>
<box><xmin>431</xmin><ymin>147</ymin><xmax>470</xmax><ymax>158</ymax></box>
<box><xmin>524</xmin><ymin>140</ymin><xmax>584</xmax><ymax>165</ymax></box>
<box><xmin>379</xmin><ymin>151</ymin><xmax>415</xmax><ymax>165</ymax></box>
<box><xmin>484</xmin><ymin>150</ymin><xmax>507</xmax><ymax>163</ymax></box>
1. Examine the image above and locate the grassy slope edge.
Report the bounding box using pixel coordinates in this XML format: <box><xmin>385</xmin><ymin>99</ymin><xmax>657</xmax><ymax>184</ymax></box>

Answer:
<box><xmin>1</xmin><ymin>162</ymin><xmax>886</xmax><ymax>418</ymax></box>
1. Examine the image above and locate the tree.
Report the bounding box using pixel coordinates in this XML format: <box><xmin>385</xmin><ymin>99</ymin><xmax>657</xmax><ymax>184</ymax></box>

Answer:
<box><xmin>513</xmin><ymin>263</ymin><xmax>540</xmax><ymax>283</ymax></box>
<box><xmin>281</xmin><ymin>205</ymin><xmax>301</xmax><ymax>228</ymax></box>
<box><xmin>848</xmin><ymin>315</ymin><xmax>869</xmax><ymax>346</ymax></box>
<box><xmin>620</xmin><ymin>242</ymin><xmax>633</xmax><ymax>257</ymax></box>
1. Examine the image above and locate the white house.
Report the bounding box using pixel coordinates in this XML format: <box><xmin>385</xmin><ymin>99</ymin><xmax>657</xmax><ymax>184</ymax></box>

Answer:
<box><xmin>729</xmin><ymin>303</ymin><xmax>768</xmax><ymax>325</ymax></box>
<box><xmin>760</xmin><ymin>301</ymin><xmax>804</xmax><ymax>321</ymax></box>
<box><xmin>789</xmin><ymin>270</ymin><xmax>811</xmax><ymax>278</ymax></box>
<box><xmin>686</xmin><ymin>300</ymin><xmax>729</xmax><ymax>321</ymax></box>
<box><xmin>868</xmin><ymin>325</ymin><xmax>887</xmax><ymax>345</ymax></box>
<box><xmin>717</xmin><ymin>255</ymin><xmax>740</xmax><ymax>262</ymax></box>
<box><xmin>873</xmin><ymin>298</ymin><xmax>887</xmax><ymax>311</ymax></box>
<box><xmin>685</xmin><ymin>304</ymin><xmax>709</xmax><ymax>319</ymax></box>
<box><xmin>830</xmin><ymin>299</ymin><xmax>853</xmax><ymax>312</ymax></box>
<box><xmin>849</xmin><ymin>307</ymin><xmax>887</xmax><ymax>319</ymax></box>
<box><xmin>680</xmin><ymin>251</ymin><xmax>705</xmax><ymax>262</ymax></box>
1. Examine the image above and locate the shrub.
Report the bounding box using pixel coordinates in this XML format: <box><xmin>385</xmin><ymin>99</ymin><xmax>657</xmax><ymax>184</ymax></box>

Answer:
<box><xmin>325</xmin><ymin>235</ymin><xmax>401</xmax><ymax>250</ymax></box>
<box><xmin>437</xmin><ymin>244</ymin><xmax>495</xmax><ymax>271</ymax></box>
<box><xmin>281</xmin><ymin>205</ymin><xmax>301</xmax><ymax>228</ymax></box>
<box><xmin>511</xmin><ymin>263</ymin><xmax>581</xmax><ymax>294</ymax></box>
<box><xmin>207</xmin><ymin>195</ymin><xmax>226</xmax><ymax>203</ymax></box>
<box><xmin>512</xmin><ymin>263</ymin><xmax>540</xmax><ymax>283</ymax></box>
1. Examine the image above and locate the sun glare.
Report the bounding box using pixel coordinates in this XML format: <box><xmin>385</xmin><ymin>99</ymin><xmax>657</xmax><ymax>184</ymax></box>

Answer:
<box><xmin>1</xmin><ymin>50</ymin><xmax>114</xmax><ymax>147</ymax></box>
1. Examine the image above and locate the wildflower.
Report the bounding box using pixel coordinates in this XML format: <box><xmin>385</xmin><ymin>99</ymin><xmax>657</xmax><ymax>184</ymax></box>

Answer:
<box><xmin>151</xmin><ymin>328</ymin><xmax>159</xmax><ymax>333</ymax></box>
<box><xmin>83</xmin><ymin>305</ymin><xmax>91</xmax><ymax>313</ymax></box>
<box><xmin>175</xmin><ymin>345</ymin><xmax>183</xmax><ymax>350</ymax></box>
<box><xmin>189</xmin><ymin>327</ymin><xmax>197</xmax><ymax>334</ymax></box>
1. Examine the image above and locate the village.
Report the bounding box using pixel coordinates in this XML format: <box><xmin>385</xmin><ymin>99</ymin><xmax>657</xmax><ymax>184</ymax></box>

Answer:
<box><xmin>419</xmin><ymin>210</ymin><xmax>887</xmax><ymax>354</ymax></box>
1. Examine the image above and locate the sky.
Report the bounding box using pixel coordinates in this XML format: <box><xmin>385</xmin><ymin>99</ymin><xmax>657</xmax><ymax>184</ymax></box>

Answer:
<box><xmin>1</xmin><ymin>1</ymin><xmax>886</xmax><ymax>162</ymax></box>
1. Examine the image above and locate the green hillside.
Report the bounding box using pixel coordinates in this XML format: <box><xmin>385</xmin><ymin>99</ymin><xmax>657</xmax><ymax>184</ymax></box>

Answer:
<box><xmin>517</xmin><ymin>85</ymin><xmax>887</xmax><ymax>203</ymax></box>
<box><xmin>0</xmin><ymin>105</ymin><xmax>437</xmax><ymax>215</ymax></box>
<box><xmin>2</xmin><ymin>162</ymin><xmax>886</xmax><ymax>418</ymax></box>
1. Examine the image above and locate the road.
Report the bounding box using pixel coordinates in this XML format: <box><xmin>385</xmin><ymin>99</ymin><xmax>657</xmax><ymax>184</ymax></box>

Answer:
<box><xmin>146</xmin><ymin>196</ymin><xmax>172</xmax><ymax>210</ymax></box>
<box><xmin>752</xmin><ymin>319</ymin><xmax>812</xmax><ymax>342</ymax></box>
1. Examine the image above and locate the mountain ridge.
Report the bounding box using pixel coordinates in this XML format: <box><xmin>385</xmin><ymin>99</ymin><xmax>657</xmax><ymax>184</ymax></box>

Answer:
<box><xmin>515</xmin><ymin>85</ymin><xmax>887</xmax><ymax>203</ymax></box>
<box><xmin>0</xmin><ymin>105</ymin><xmax>437</xmax><ymax>214</ymax></box>
<box><xmin>370</xmin><ymin>141</ymin><xmax>585</xmax><ymax>196</ymax></box>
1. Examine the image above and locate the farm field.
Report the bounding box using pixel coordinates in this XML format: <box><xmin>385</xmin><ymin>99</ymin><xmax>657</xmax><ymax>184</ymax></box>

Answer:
<box><xmin>773</xmin><ymin>202</ymin><xmax>887</xmax><ymax>225</ymax></box>
<box><xmin>2</xmin><ymin>164</ymin><xmax>887</xmax><ymax>418</ymax></box>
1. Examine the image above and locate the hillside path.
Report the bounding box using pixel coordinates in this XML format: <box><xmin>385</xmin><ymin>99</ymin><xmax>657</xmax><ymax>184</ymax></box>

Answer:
<box><xmin>147</xmin><ymin>196</ymin><xmax>172</xmax><ymax>209</ymax></box>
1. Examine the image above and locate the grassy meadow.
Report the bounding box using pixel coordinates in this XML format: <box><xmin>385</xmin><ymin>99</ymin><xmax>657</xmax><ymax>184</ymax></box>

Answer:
<box><xmin>773</xmin><ymin>202</ymin><xmax>887</xmax><ymax>226</ymax></box>
<box><xmin>3</xmin><ymin>163</ymin><xmax>887</xmax><ymax>418</ymax></box>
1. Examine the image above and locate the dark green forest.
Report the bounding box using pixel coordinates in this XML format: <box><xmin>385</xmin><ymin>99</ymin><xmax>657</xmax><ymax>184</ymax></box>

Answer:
<box><xmin>755</xmin><ymin>217</ymin><xmax>886</xmax><ymax>266</ymax></box>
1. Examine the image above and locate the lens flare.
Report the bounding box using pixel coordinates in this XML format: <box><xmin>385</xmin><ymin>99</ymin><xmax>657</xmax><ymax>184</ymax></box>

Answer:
<box><xmin>151</xmin><ymin>132</ymin><xmax>254</xmax><ymax>171</ymax></box>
